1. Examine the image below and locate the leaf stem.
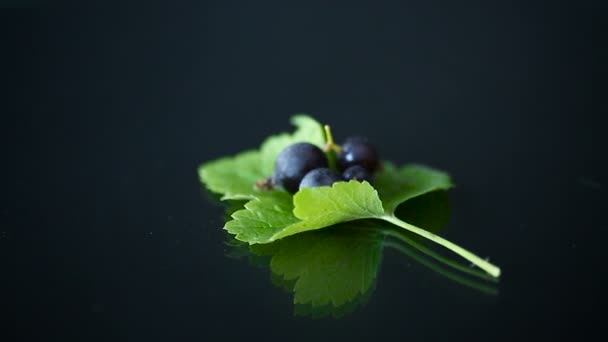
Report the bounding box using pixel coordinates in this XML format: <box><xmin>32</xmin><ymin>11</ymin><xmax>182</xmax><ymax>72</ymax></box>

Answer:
<box><xmin>383</xmin><ymin>228</ymin><xmax>497</xmax><ymax>282</ymax></box>
<box><xmin>383</xmin><ymin>240</ymin><xmax>498</xmax><ymax>295</ymax></box>
<box><xmin>380</xmin><ymin>214</ymin><xmax>501</xmax><ymax>278</ymax></box>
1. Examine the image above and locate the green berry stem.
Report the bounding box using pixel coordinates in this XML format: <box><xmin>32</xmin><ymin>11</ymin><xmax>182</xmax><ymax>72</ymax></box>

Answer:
<box><xmin>380</xmin><ymin>214</ymin><xmax>501</xmax><ymax>278</ymax></box>
<box><xmin>323</xmin><ymin>125</ymin><xmax>342</xmax><ymax>154</ymax></box>
<box><xmin>322</xmin><ymin>124</ymin><xmax>342</xmax><ymax>171</ymax></box>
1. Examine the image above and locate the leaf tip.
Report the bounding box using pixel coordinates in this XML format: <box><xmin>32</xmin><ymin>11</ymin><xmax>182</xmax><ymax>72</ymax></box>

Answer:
<box><xmin>289</xmin><ymin>113</ymin><xmax>314</xmax><ymax>124</ymax></box>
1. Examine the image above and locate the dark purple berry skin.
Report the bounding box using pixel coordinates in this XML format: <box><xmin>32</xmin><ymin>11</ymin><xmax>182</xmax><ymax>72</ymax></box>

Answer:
<box><xmin>338</xmin><ymin>136</ymin><xmax>380</xmax><ymax>172</ymax></box>
<box><xmin>274</xmin><ymin>143</ymin><xmax>328</xmax><ymax>193</ymax></box>
<box><xmin>299</xmin><ymin>168</ymin><xmax>342</xmax><ymax>190</ymax></box>
<box><xmin>342</xmin><ymin>165</ymin><xmax>373</xmax><ymax>183</ymax></box>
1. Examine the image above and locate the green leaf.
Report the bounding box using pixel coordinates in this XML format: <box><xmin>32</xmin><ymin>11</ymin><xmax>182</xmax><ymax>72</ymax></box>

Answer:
<box><xmin>225</xmin><ymin>181</ymin><xmax>383</xmax><ymax>244</ymax></box>
<box><xmin>375</xmin><ymin>163</ymin><xmax>453</xmax><ymax>213</ymax></box>
<box><xmin>271</xmin><ymin>181</ymin><xmax>384</xmax><ymax>241</ymax></box>
<box><xmin>198</xmin><ymin>114</ymin><xmax>325</xmax><ymax>200</ymax></box>
<box><xmin>201</xmin><ymin>115</ymin><xmax>501</xmax><ymax>278</ymax></box>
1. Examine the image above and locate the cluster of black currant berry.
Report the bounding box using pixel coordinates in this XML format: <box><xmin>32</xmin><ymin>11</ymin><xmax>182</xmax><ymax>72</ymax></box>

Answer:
<box><xmin>267</xmin><ymin>136</ymin><xmax>380</xmax><ymax>194</ymax></box>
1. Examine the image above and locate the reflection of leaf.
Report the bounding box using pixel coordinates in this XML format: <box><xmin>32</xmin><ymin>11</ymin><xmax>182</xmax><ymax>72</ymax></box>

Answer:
<box><xmin>252</xmin><ymin>222</ymin><xmax>383</xmax><ymax>308</ymax></box>
<box><xmin>240</xmin><ymin>221</ymin><xmax>383</xmax><ymax>318</ymax></box>
<box><xmin>224</xmin><ymin>192</ymin><xmax>498</xmax><ymax>318</ymax></box>
<box><xmin>293</xmin><ymin>283</ymin><xmax>375</xmax><ymax>318</ymax></box>
<box><xmin>200</xmin><ymin>115</ymin><xmax>500</xmax><ymax>277</ymax></box>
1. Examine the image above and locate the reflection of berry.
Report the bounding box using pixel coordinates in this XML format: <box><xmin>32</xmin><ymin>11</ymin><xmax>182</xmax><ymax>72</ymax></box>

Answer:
<box><xmin>343</xmin><ymin>165</ymin><xmax>372</xmax><ymax>183</ymax></box>
<box><xmin>299</xmin><ymin>168</ymin><xmax>342</xmax><ymax>190</ymax></box>
<box><xmin>273</xmin><ymin>143</ymin><xmax>328</xmax><ymax>193</ymax></box>
<box><xmin>338</xmin><ymin>136</ymin><xmax>380</xmax><ymax>172</ymax></box>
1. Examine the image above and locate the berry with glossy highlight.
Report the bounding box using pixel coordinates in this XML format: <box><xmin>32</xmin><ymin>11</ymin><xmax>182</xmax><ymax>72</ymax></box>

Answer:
<box><xmin>338</xmin><ymin>136</ymin><xmax>380</xmax><ymax>172</ymax></box>
<box><xmin>273</xmin><ymin>143</ymin><xmax>328</xmax><ymax>193</ymax></box>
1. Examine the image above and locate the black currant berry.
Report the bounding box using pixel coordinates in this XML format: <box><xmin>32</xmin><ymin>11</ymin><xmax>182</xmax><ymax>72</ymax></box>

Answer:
<box><xmin>299</xmin><ymin>168</ymin><xmax>343</xmax><ymax>190</ymax></box>
<box><xmin>338</xmin><ymin>136</ymin><xmax>380</xmax><ymax>172</ymax></box>
<box><xmin>342</xmin><ymin>165</ymin><xmax>372</xmax><ymax>183</ymax></box>
<box><xmin>273</xmin><ymin>143</ymin><xmax>328</xmax><ymax>193</ymax></box>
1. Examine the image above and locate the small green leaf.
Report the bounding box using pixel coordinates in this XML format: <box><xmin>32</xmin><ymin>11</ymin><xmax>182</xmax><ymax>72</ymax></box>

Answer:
<box><xmin>375</xmin><ymin>163</ymin><xmax>453</xmax><ymax>213</ymax></box>
<box><xmin>270</xmin><ymin>181</ymin><xmax>384</xmax><ymax>241</ymax></box>
<box><xmin>198</xmin><ymin>150</ymin><xmax>263</xmax><ymax>200</ymax></box>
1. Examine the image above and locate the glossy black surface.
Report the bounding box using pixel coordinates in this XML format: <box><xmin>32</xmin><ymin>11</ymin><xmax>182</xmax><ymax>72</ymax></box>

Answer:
<box><xmin>2</xmin><ymin>1</ymin><xmax>606</xmax><ymax>341</ymax></box>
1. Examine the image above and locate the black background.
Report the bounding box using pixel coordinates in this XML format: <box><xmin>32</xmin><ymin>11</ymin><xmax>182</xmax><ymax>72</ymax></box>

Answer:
<box><xmin>2</xmin><ymin>1</ymin><xmax>607</xmax><ymax>341</ymax></box>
